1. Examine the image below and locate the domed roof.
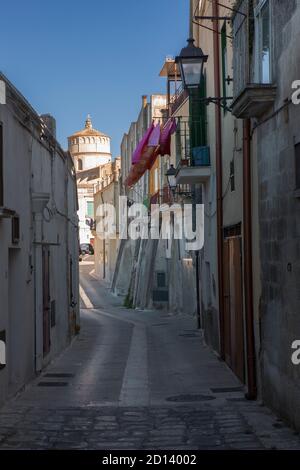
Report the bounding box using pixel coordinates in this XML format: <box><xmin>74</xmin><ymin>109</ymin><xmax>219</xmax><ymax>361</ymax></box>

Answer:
<box><xmin>69</xmin><ymin>115</ymin><xmax>109</xmax><ymax>138</ymax></box>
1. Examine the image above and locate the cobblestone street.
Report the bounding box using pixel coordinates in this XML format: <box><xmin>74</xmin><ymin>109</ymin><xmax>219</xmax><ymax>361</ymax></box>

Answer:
<box><xmin>0</xmin><ymin>259</ymin><xmax>299</xmax><ymax>450</ymax></box>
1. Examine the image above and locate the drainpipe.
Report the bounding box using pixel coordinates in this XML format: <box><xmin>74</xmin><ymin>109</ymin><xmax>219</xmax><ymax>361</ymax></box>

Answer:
<box><xmin>212</xmin><ymin>0</ymin><xmax>225</xmax><ymax>358</ymax></box>
<box><xmin>195</xmin><ymin>250</ymin><xmax>201</xmax><ymax>329</ymax></box>
<box><xmin>243</xmin><ymin>119</ymin><xmax>257</xmax><ymax>399</ymax></box>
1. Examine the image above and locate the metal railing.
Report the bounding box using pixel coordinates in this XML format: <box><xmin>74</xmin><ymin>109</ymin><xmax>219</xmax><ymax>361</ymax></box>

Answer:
<box><xmin>174</xmin><ymin>117</ymin><xmax>209</xmax><ymax>168</ymax></box>
<box><xmin>149</xmin><ymin>185</ymin><xmax>192</xmax><ymax>206</ymax></box>
<box><xmin>169</xmin><ymin>84</ymin><xmax>189</xmax><ymax>116</ymax></box>
<box><xmin>150</xmin><ymin>186</ymin><xmax>173</xmax><ymax>206</ymax></box>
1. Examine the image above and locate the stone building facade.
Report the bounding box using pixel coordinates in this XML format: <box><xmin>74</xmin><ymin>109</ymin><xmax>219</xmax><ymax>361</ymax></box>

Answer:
<box><xmin>232</xmin><ymin>0</ymin><xmax>300</xmax><ymax>428</ymax></box>
<box><xmin>93</xmin><ymin>158</ymin><xmax>121</xmax><ymax>285</ymax></box>
<box><xmin>0</xmin><ymin>73</ymin><xmax>79</xmax><ymax>407</ymax></box>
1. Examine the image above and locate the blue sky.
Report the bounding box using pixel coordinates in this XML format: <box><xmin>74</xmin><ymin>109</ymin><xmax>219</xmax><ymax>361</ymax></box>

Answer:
<box><xmin>0</xmin><ymin>0</ymin><xmax>189</xmax><ymax>155</ymax></box>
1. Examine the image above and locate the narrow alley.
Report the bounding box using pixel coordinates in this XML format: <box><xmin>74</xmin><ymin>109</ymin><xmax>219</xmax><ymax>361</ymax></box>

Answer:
<box><xmin>0</xmin><ymin>256</ymin><xmax>299</xmax><ymax>450</ymax></box>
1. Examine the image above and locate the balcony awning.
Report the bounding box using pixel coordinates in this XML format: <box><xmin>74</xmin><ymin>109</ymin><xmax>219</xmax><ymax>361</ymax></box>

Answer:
<box><xmin>125</xmin><ymin>118</ymin><xmax>176</xmax><ymax>188</ymax></box>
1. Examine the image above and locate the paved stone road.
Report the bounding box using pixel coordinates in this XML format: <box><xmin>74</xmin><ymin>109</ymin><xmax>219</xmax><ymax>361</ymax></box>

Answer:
<box><xmin>0</xmin><ymin>257</ymin><xmax>300</xmax><ymax>450</ymax></box>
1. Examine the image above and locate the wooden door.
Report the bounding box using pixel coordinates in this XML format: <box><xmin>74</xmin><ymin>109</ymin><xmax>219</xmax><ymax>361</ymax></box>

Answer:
<box><xmin>42</xmin><ymin>246</ymin><xmax>51</xmax><ymax>356</ymax></box>
<box><xmin>223</xmin><ymin>236</ymin><xmax>245</xmax><ymax>382</ymax></box>
<box><xmin>223</xmin><ymin>239</ymin><xmax>231</xmax><ymax>366</ymax></box>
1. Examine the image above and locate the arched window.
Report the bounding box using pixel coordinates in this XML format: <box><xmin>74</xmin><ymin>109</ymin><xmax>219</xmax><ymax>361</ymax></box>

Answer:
<box><xmin>77</xmin><ymin>159</ymin><xmax>83</xmax><ymax>171</ymax></box>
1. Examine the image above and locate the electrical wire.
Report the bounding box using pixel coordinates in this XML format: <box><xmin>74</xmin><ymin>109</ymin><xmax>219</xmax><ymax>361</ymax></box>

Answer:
<box><xmin>251</xmin><ymin>99</ymin><xmax>292</xmax><ymax>138</ymax></box>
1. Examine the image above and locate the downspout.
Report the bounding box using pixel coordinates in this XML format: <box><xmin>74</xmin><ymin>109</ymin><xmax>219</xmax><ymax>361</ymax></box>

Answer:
<box><xmin>195</xmin><ymin>250</ymin><xmax>201</xmax><ymax>329</ymax></box>
<box><xmin>212</xmin><ymin>0</ymin><xmax>225</xmax><ymax>358</ymax></box>
<box><xmin>243</xmin><ymin>119</ymin><xmax>257</xmax><ymax>399</ymax></box>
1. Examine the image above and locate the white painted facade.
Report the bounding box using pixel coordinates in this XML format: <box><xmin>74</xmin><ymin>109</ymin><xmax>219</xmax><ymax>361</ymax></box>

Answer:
<box><xmin>0</xmin><ymin>74</ymin><xmax>79</xmax><ymax>408</ymax></box>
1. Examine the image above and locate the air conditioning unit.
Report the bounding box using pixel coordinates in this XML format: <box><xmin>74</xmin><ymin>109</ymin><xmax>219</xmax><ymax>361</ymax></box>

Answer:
<box><xmin>11</xmin><ymin>215</ymin><xmax>20</xmax><ymax>245</ymax></box>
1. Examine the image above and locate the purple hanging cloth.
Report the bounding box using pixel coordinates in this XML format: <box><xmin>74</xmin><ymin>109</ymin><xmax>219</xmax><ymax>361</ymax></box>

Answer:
<box><xmin>159</xmin><ymin>118</ymin><xmax>177</xmax><ymax>156</ymax></box>
<box><xmin>148</xmin><ymin>123</ymin><xmax>161</xmax><ymax>147</ymax></box>
<box><xmin>132</xmin><ymin>123</ymin><xmax>155</xmax><ymax>164</ymax></box>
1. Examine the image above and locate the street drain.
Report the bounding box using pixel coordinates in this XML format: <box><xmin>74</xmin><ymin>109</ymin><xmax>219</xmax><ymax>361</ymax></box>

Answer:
<box><xmin>179</xmin><ymin>333</ymin><xmax>199</xmax><ymax>338</ymax></box>
<box><xmin>37</xmin><ymin>382</ymin><xmax>69</xmax><ymax>387</ymax></box>
<box><xmin>80</xmin><ymin>306</ymin><xmax>103</xmax><ymax>310</ymax></box>
<box><xmin>226</xmin><ymin>397</ymin><xmax>247</xmax><ymax>402</ymax></box>
<box><xmin>211</xmin><ymin>386</ymin><xmax>244</xmax><ymax>393</ymax></box>
<box><xmin>166</xmin><ymin>394</ymin><xmax>216</xmax><ymax>402</ymax></box>
<box><xmin>44</xmin><ymin>373</ymin><xmax>75</xmax><ymax>378</ymax></box>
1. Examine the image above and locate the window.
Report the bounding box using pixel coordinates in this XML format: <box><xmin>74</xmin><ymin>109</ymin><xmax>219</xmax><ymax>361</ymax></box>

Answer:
<box><xmin>86</xmin><ymin>201</ymin><xmax>94</xmax><ymax>218</ymax></box>
<box><xmin>295</xmin><ymin>143</ymin><xmax>300</xmax><ymax>190</ymax></box>
<box><xmin>255</xmin><ymin>0</ymin><xmax>272</xmax><ymax>83</ymax></box>
<box><xmin>11</xmin><ymin>215</ymin><xmax>20</xmax><ymax>244</ymax></box>
<box><xmin>0</xmin><ymin>122</ymin><xmax>3</xmax><ymax>206</ymax></box>
<box><xmin>77</xmin><ymin>158</ymin><xmax>83</xmax><ymax>171</ymax></box>
<box><xmin>230</xmin><ymin>159</ymin><xmax>235</xmax><ymax>192</ymax></box>
<box><xmin>156</xmin><ymin>272</ymin><xmax>166</xmax><ymax>288</ymax></box>
<box><xmin>206</xmin><ymin>262</ymin><xmax>212</xmax><ymax>307</ymax></box>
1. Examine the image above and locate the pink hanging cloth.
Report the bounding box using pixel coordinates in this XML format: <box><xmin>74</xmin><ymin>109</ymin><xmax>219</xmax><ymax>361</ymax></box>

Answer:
<box><xmin>125</xmin><ymin>123</ymin><xmax>161</xmax><ymax>187</ymax></box>
<box><xmin>159</xmin><ymin>118</ymin><xmax>177</xmax><ymax>156</ymax></box>
<box><xmin>132</xmin><ymin>123</ymin><xmax>155</xmax><ymax>164</ymax></box>
<box><xmin>125</xmin><ymin>120</ymin><xmax>177</xmax><ymax>188</ymax></box>
<box><xmin>148</xmin><ymin>123</ymin><xmax>161</xmax><ymax>147</ymax></box>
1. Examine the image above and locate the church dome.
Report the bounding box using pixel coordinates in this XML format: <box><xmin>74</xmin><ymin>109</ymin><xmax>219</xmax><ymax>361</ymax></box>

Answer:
<box><xmin>68</xmin><ymin>115</ymin><xmax>112</xmax><ymax>172</ymax></box>
<box><xmin>70</xmin><ymin>115</ymin><xmax>110</xmax><ymax>139</ymax></box>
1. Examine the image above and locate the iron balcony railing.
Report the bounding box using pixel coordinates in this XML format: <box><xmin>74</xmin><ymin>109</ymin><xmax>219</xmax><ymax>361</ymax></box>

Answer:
<box><xmin>169</xmin><ymin>84</ymin><xmax>189</xmax><ymax>116</ymax></box>
<box><xmin>174</xmin><ymin>117</ymin><xmax>210</xmax><ymax>169</ymax></box>
<box><xmin>149</xmin><ymin>185</ymin><xmax>192</xmax><ymax>206</ymax></box>
<box><xmin>150</xmin><ymin>186</ymin><xmax>173</xmax><ymax>206</ymax></box>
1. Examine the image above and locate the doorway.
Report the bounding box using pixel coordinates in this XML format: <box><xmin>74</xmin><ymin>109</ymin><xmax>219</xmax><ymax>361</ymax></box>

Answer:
<box><xmin>42</xmin><ymin>246</ymin><xmax>51</xmax><ymax>357</ymax></box>
<box><xmin>223</xmin><ymin>226</ymin><xmax>245</xmax><ymax>383</ymax></box>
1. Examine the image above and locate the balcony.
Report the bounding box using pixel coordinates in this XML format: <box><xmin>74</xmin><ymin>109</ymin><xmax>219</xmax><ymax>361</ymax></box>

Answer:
<box><xmin>0</xmin><ymin>207</ymin><xmax>16</xmax><ymax>218</ymax></box>
<box><xmin>231</xmin><ymin>0</ymin><xmax>277</xmax><ymax>119</ymax></box>
<box><xmin>150</xmin><ymin>186</ymin><xmax>173</xmax><ymax>205</ymax></box>
<box><xmin>173</xmin><ymin>118</ymin><xmax>211</xmax><ymax>185</ymax></box>
<box><xmin>176</xmin><ymin>162</ymin><xmax>211</xmax><ymax>185</ymax></box>
<box><xmin>169</xmin><ymin>84</ymin><xmax>189</xmax><ymax>116</ymax></box>
<box><xmin>159</xmin><ymin>57</ymin><xmax>187</xmax><ymax>117</ymax></box>
<box><xmin>231</xmin><ymin>84</ymin><xmax>277</xmax><ymax>119</ymax></box>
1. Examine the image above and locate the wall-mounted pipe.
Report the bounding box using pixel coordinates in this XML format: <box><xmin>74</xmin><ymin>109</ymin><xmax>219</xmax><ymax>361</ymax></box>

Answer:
<box><xmin>212</xmin><ymin>0</ymin><xmax>225</xmax><ymax>359</ymax></box>
<box><xmin>243</xmin><ymin>118</ymin><xmax>257</xmax><ymax>399</ymax></box>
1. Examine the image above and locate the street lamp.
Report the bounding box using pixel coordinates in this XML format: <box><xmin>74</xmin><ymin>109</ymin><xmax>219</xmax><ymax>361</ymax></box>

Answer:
<box><xmin>175</xmin><ymin>38</ymin><xmax>208</xmax><ymax>90</ymax></box>
<box><xmin>166</xmin><ymin>164</ymin><xmax>177</xmax><ymax>193</ymax></box>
